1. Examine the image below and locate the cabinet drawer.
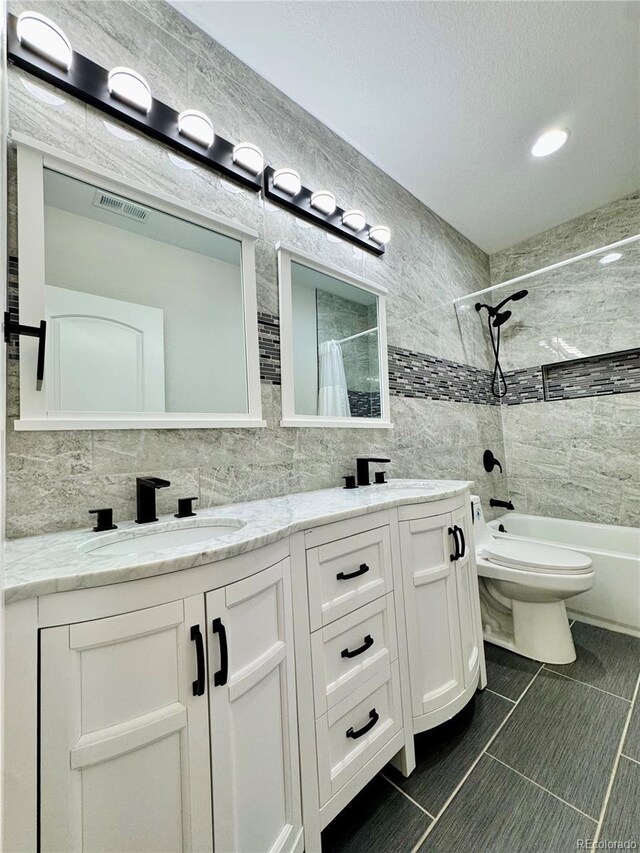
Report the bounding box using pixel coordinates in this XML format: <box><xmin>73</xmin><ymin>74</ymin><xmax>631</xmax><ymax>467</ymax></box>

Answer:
<box><xmin>311</xmin><ymin>594</ymin><xmax>397</xmax><ymax>716</ymax></box>
<box><xmin>316</xmin><ymin>662</ymin><xmax>402</xmax><ymax>805</ymax></box>
<box><xmin>307</xmin><ymin>526</ymin><xmax>393</xmax><ymax>630</ymax></box>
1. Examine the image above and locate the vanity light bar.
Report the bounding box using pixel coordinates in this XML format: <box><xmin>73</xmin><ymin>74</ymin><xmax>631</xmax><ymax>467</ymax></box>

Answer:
<box><xmin>6</xmin><ymin>13</ymin><xmax>262</xmax><ymax>191</ymax></box>
<box><xmin>8</xmin><ymin>12</ymin><xmax>390</xmax><ymax>253</ymax></box>
<box><xmin>263</xmin><ymin>167</ymin><xmax>385</xmax><ymax>255</ymax></box>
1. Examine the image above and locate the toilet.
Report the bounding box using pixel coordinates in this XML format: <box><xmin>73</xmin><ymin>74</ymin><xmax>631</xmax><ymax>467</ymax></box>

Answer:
<box><xmin>471</xmin><ymin>496</ymin><xmax>594</xmax><ymax>665</ymax></box>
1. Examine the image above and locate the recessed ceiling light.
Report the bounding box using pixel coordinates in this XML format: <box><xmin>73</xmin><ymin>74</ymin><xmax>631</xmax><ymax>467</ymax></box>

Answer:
<box><xmin>599</xmin><ymin>252</ymin><xmax>622</xmax><ymax>265</ymax></box>
<box><xmin>531</xmin><ymin>129</ymin><xmax>569</xmax><ymax>158</ymax></box>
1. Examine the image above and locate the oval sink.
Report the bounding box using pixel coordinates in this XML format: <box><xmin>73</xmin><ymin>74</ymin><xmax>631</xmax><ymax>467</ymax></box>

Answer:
<box><xmin>83</xmin><ymin>519</ymin><xmax>245</xmax><ymax>557</ymax></box>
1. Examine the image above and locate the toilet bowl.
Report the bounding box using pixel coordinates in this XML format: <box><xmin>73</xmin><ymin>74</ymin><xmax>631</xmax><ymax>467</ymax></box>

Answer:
<box><xmin>471</xmin><ymin>496</ymin><xmax>594</xmax><ymax>665</ymax></box>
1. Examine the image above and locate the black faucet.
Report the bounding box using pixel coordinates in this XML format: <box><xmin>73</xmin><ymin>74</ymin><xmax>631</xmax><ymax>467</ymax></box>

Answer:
<box><xmin>356</xmin><ymin>457</ymin><xmax>391</xmax><ymax>487</ymax></box>
<box><xmin>136</xmin><ymin>477</ymin><xmax>171</xmax><ymax>524</ymax></box>
<box><xmin>490</xmin><ymin>498</ymin><xmax>514</xmax><ymax>511</ymax></box>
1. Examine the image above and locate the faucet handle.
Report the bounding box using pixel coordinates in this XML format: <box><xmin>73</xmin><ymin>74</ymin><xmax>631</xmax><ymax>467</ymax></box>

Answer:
<box><xmin>175</xmin><ymin>497</ymin><xmax>198</xmax><ymax>518</ymax></box>
<box><xmin>89</xmin><ymin>508</ymin><xmax>117</xmax><ymax>532</ymax></box>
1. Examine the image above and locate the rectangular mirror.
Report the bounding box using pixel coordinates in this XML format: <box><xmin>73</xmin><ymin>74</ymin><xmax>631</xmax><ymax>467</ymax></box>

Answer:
<box><xmin>15</xmin><ymin>142</ymin><xmax>264</xmax><ymax>429</ymax></box>
<box><xmin>278</xmin><ymin>245</ymin><xmax>391</xmax><ymax>428</ymax></box>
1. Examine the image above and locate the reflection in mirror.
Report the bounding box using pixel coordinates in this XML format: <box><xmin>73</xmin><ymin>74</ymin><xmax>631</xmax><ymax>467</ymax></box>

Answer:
<box><xmin>291</xmin><ymin>261</ymin><xmax>381</xmax><ymax>418</ymax></box>
<box><xmin>43</xmin><ymin>168</ymin><xmax>249</xmax><ymax>414</ymax></box>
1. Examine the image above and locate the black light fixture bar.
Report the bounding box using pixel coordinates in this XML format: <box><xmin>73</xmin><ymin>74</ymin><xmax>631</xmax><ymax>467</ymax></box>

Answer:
<box><xmin>263</xmin><ymin>167</ymin><xmax>385</xmax><ymax>256</ymax></box>
<box><xmin>6</xmin><ymin>13</ymin><xmax>262</xmax><ymax>192</ymax></box>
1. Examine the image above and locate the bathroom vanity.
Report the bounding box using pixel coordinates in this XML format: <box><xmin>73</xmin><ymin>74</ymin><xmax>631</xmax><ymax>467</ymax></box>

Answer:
<box><xmin>3</xmin><ymin>480</ymin><xmax>485</xmax><ymax>853</ymax></box>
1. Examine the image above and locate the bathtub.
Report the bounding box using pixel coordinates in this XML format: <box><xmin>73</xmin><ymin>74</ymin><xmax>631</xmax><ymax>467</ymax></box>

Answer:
<box><xmin>487</xmin><ymin>513</ymin><xmax>640</xmax><ymax>637</ymax></box>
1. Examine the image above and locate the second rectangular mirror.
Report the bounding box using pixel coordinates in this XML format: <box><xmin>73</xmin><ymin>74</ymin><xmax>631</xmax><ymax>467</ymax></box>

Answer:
<box><xmin>277</xmin><ymin>246</ymin><xmax>391</xmax><ymax>428</ymax></box>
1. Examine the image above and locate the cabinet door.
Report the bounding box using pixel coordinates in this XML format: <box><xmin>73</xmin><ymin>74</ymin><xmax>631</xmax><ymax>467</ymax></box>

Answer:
<box><xmin>207</xmin><ymin>558</ymin><xmax>303</xmax><ymax>853</ymax></box>
<box><xmin>399</xmin><ymin>514</ymin><xmax>464</xmax><ymax>717</ymax></box>
<box><xmin>40</xmin><ymin>597</ymin><xmax>213</xmax><ymax>853</ymax></box>
<box><xmin>451</xmin><ymin>504</ymin><xmax>482</xmax><ymax>689</ymax></box>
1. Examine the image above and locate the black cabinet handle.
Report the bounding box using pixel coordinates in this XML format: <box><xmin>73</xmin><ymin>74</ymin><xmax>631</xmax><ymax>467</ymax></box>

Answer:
<box><xmin>346</xmin><ymin>708</ymin><xmax>379</xmax><ymax>739</ymax></box>
<box><xmin>456</xmin><ymin>525</ymin><xmax>466</xmax><ymax>559</ymax></box>
<box><xmin>341</xmin><ymin>634</ymin><xmax>374</xmax><ymax>659</ymax></box>
<box><xmin>4</xmin><ymin>313</ymin><xmax>47</xmax><ymax>391</ymax></box>
<box><xmin>211</xmin><ymin>617</ymin><xmax>228</xmax><ymax>687</ymax></box>
<box><xmin>337</xmin><ymin>563</ymin><xmax>370</xmax><ymax>581</ymax></box>
<box><xmin>448</xmin><ymin>527</ymin><xmax>459</xmax><ymax>562</ymax></box>
<box><xmin>190</xmin><ymin>624</ymin><xmax>205</xmax><ymax>697</ymax></box>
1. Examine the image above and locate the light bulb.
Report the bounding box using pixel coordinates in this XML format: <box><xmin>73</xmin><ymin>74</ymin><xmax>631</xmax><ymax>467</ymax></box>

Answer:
<box><xmin>342</xmin><ymin>209</ymin><xmax>365</xmax><ymax>231</ymax></box>
<box><xmin>108</xmin><ymin>67</ymin><xmax>152</xmax><ymax>114</ymax></box>
<box><xmin>310</xmin><ymin>190</ymin><xmax>336</xmax><ymax>216</ymax></box>
<box><xmin>178</xmin><ymin>110</ymin><xmax>214</xmax><ymax>148</ymax></box>
<box><xmin>531</xmin><ymin>129</ymin><xmax>569</xmax><ymax>158</ymax></box>
<box><xmin>369</xmin><ymin>225</ymin><xmax>391</xmax><ymax>245</ymax></box>
<box><xmin>233</xmin><ymin>143</ymin><xmax>264</xmax><ymax>175</ymax></box>
<box><xmin>17</xmin><ymin>11</ymin><xmax>72</xmax><ymax>70</ymax></box>
<box><xmin>273</xmin><ymin>168</ymin><xmax>301</xmax><ymax>196</ymax></box>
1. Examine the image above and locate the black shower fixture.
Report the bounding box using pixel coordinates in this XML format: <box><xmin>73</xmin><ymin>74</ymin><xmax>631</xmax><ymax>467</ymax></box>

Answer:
<box><xmin>476</xmin><ymin>289</ymin><xmax>529</xmax><ymax>398</ymax></box>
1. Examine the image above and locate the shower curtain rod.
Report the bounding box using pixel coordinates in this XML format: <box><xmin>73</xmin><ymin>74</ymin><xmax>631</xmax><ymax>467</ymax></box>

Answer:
<box><xmin>337</xmin><ymin>327</ymin><xmax>378</xmax><ymax>345</ymax></box>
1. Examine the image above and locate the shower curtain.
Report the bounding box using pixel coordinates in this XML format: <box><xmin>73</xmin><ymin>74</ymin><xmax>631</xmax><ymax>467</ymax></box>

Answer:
<box><xmin>318</xmin><ymin>340</ymin><xmax>351</xmax><ymax>417</ymax></box>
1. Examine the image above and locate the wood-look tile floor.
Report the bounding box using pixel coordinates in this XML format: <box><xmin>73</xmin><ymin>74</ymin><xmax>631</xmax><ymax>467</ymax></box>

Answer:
<box><xmin>321</xmin><ymin>622</ymin><xmax>640</xmax><ymax>853</ymax></box>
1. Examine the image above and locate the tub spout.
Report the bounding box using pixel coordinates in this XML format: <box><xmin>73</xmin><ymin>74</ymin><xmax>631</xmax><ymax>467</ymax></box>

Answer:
<box><xmin>490</xmin><ymin>498</ymin><xmax>514</xmax><ymax>511</ymax></box>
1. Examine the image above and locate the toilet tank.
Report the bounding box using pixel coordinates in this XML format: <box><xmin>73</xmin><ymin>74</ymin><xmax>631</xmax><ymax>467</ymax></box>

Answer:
<box><xmin>470</xmin><ymin>495</ymin><xmax>494</xmax><ymax>549</ymax></box>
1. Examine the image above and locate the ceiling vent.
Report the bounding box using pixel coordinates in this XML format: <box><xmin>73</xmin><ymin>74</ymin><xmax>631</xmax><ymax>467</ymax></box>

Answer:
<box><xmin>92</xmin><ymin>190</ymin><xmax>148</xmax><ymax>222</ymax></box>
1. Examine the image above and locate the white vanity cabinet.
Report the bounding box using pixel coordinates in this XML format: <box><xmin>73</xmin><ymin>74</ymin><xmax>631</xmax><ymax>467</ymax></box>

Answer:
<box><xmin>34</xmin><ymin>549</ymin><xmax>302</xmax><ymax>853</ymax></box>
<box><xmin>398</xmin><ymin>496</ymin><xmax>485</xmax><ymax>733</ymax></box>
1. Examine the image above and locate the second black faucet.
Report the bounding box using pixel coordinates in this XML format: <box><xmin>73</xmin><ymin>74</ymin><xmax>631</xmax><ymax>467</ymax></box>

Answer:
<box><xmin>136</xmin><ymin>477</ymin><xmax>170</xmax><ymax>524</ymax></box>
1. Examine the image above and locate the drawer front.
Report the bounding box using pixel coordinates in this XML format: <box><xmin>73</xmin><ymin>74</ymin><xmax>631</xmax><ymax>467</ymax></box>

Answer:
<box><xmin>316</xmin><ymin>662</ymin><xmax>402</xmax><ymax>804</ymax></box>
<box><xmin>311</xmin><ymin>594</ymin><xmax>397</xmax><ymax>716</ymax></box>
<box><xmin>307</xmin><ymin>526</ymin><xmax>393</xmax><ymax>630</ymax></box>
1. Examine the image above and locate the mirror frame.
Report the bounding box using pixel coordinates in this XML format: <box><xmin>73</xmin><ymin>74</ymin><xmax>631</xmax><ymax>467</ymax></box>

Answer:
<box><xmin>277</xmin><ymin>243</ymin><xmax>392</xmax><ymax>428</ymax></box>
<box><xmin>13</xmin><ymin>134</ymin><xmax>265</xmax><ymax>430</ymax></box>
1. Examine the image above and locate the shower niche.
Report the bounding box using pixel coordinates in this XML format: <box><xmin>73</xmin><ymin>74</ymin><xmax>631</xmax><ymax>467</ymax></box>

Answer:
<box><xmin>277</xmin><ymin>245</ymin><xmax>391</xmax><ymax>428</ymax></box>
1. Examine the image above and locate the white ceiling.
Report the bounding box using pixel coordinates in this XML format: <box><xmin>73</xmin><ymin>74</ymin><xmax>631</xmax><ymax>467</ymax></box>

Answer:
<box><xmin>169</xmin><ymin>1</ymin><xmax>640</xmax><ymax>253</ymax></box>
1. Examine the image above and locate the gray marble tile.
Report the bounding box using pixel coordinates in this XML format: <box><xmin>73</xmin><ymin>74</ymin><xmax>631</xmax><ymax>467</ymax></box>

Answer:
<box><xmin>322</xmin><ymin>774</ymin><xmax>431</xmax><ymax>853</ymax></box>
<box><xmin>419</xmin><ymin>754</ymin><xmax>596</xmax><ymax>852</ymax></box>
<box><xmin>598</xmin><ymin>756</ymin><xmax>640</xmax><ymax>849</ymax></box>
<box><xmin>622</xmin><ymin>699</ymin><xmax>640</xmax><ymax>763</ymax></box>
<box><xmin>386</xmin><ymin>690</ymin><xmax>513</xmax><ymax>815</ymax></box>
<box><xmin>489</xmin><ymin>669</ymin><xmax>630</xmax><ymax>818</ymax></box>
<box><xmin>484</xmin><ymin>642</ymin><xmax>541</xmax><ymax>701</ymax></box>
<box><xmin>7</xmin><ymin>429</ymin><xmax>92</xmax><ymax>477</ymax></box>
<box><xmin>546</xmin><ymin>622</ymin><xmax>640</xmax><ymax>700</ymax></box>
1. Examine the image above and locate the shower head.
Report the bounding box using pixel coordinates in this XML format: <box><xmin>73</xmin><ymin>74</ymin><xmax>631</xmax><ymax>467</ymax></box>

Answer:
<box><xmin>494</xmin><ymin>289</ymin><xmax>529</xmax><ymax>312</ymax></box>
<box><xmin>492</xmin><ymin>310</ymin><xmax>512</xmax><ymax>328</ymax></box>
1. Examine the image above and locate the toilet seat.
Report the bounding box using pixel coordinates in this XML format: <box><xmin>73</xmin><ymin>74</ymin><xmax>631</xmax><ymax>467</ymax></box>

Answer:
<box><xmin>482</xmin><ymin>538</ymin><xmax>593</xmax><ymax>574</ymax></box>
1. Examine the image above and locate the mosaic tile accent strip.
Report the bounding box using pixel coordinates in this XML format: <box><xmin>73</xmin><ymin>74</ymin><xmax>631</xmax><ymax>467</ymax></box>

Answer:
<box><xmin>501</xmin><ymin>367</ymin><xmax>545</xmax><ymax>406</ymax></box>
<box><xmin>543</xmin><ymin>348</ymin><xmax>640</xmax><ymax>401</ymax></box>
<box><xmin>257</xmin><ymin>311</ymin><xmax>281</xmax><ymax>385</ymax></box>
<box><xmin>348</xmin><ymin>389</ymin><xmax>382</xmax><ymax>418</ymax></box>
<box><xmin>387</xmin><ymin>345</ymin><xmax>497</xmax><ymax>405</ymax></box>
<box><xmin>7</xmin><ymin>255</ymin><xmax>19</xmax><ymax>361</ymax></box>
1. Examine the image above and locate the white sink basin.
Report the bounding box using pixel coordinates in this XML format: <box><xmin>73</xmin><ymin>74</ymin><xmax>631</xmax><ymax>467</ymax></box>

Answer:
<box><xmin>83</xmin><ymin>519</ymin><xmax>245</xmax><ymax>557</ymax></box>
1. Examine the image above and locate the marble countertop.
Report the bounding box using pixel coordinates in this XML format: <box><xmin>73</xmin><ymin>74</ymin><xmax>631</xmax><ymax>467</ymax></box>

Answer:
<box><xmin>3</xmin><ymin>479</ymin><xmax>472</xmax><ymax>602</ymax></box>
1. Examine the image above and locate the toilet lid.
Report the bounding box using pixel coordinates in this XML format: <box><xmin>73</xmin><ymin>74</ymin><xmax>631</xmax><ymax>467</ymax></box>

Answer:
<box><xmin>482</xmin><ymin>539</ymin><xmax>592</xmax><ymax>573</ymax></box>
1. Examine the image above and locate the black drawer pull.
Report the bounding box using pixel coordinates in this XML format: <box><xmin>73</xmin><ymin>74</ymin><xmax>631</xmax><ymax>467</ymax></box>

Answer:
<box><xmin>337</xmin><ymin>562</ymin><xmax>370</xmax><ymax>581</ymax></box>
<box><xmin>456</xmin><ymin>525</ymin><xmax>466</xmax><ymax>559</ymax></box>
<box><xmin>448</xmin><ymin>527</ymin><xmax>459</xmax><ymax>562</ymax></box>
<box><xmin>190</xmin><ymin>624</ymin><xmax>205</xmax><ymax>697</ymax></box>
<box><xmin>341</xmin><ymin>634</ymin><xmax>374</xmax><ymax>659</ymax></box>
<box><xmin>211</xmin><ymin>617</ymin><xmax>229</xmax><ymax>687</ymax></box>
<box><xmin>346</xmin><ymin>708</ymin><xmax>379</xmax><ymax>739</ymax></box>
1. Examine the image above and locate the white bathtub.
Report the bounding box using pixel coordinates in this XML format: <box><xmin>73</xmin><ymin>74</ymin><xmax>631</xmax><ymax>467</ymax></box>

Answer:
<box><xmin>487</xmin><ymin>513</ymin><xmax>640</xmax><ymax>636</ymax></box>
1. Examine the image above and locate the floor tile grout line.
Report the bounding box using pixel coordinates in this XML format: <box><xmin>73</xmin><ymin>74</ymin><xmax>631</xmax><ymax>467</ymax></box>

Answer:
<box><xmin>484</xmin><ymin>687</ymin><xmax>516</xmax><ymax>704</ymax></box>
<box><xmin>592</xmin><ymin>671</ymin><xmax>640</xmax><ymax>847</ymax></box>
<box><xmin>409</xmin><ymin>664</ymin><xmax>545</xmax><ymax>853</ymax></box>
<box><xmin>542</xmin><ymin>665</ymin><xmax>633</xmax><ymax>702</ymax></box>
<box><xmin>620</xmin><ymin>753</ymin><xmax>640</xmax><ymax>766</ymax></box>
<box><xmin>379</xmin><ymin>772</ymin><xmax>436</xmax><ymax>820</ymax></box>
<box><xmin>484</xmin><ymin>752</ymin><xmax>598</xmax><ymax>823</ymax></box>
